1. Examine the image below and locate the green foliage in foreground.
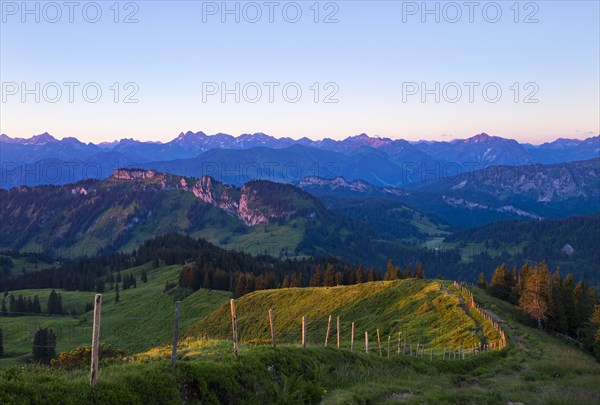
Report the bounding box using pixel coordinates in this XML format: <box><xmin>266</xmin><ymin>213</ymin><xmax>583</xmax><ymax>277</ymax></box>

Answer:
<box><xmin>2</xmin><ymin>329</ymin><xmax>600</xmax><ymax>405</ymax></box>
<box><xmin>1</xmin><ymin>280</ymin><xmax>599</xmax><ymax>404</ymax></box>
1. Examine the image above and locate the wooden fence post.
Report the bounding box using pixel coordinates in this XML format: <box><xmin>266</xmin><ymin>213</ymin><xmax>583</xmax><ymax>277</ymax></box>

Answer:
<box><xmin>230</xmin><ymin>299</ymin><xmax>238</xmax><ymax>358</ymax></box>
<box><xmin>351</xmin><ymin>322</ymin><xmax>355</xmax><ymax>352</ymax></box>
<box><xmin>365</xmin><ymin>331</ymin><xmax>369</xmax><ymax>354</ymax></box>
<box><xmin>397</xmin><ymin>332</ymin><xmax>401</xmax><ymax>355</ymax></box>
<box><xmin>171</xmin><ymin>301</ymin><xmax>181</xmax><ymax>368</ymax></box>
<box><xmin>336</xmin><ymin>316</ymin><xmax>340</xmax><ymax>349</ymax></box>
<box><xmin>90</xmin><ymin>294</ymin><xmax>102</xmax><ymax>388</ymax></box>
<box><xmin>377</xmin><ymin>329</ymin><xmax>382</xmax><ymax>357</ymax></box>
<box><xmin>387</xmin><ymin>335</ymin><xmax>391</xmax><ymax>357</ymax></box>
<box><xmin>302</xmin><ymin>316</ymin><xmax>307</xmax><ymax>350</ymax></box>
<box><xmin>269</xmin><ymin>309</ymin><xmax>276</xmax><ymax>349</ymax></box>
<box><xmin>325</xmin><ymin>315</ymin><xmax>332</xmax><ymax>347</ymax></box>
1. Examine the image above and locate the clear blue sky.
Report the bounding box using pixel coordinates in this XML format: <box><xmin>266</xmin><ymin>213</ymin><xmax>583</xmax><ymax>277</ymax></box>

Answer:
<box><xmin>1</xmin><ymin>1</ymin><xmax>598</xmax><ymax>144</ymax></box>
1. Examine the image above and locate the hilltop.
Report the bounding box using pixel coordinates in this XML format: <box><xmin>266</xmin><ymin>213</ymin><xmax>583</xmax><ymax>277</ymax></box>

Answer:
<box><xmin>186</xmin><ymin>280</ymin><xmax>496</xmax><ymax>349</ymax></box>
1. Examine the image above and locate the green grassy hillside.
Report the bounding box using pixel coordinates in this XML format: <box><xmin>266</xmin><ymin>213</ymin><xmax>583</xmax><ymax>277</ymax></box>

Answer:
<box><xmin>186</xmin><ymin>280</ymin><xmax>501</xmax><ymax>351</ymax></box>
<box><xmin>1</xmin><ymin>281</ymin><xmax>599</xmax><ymax>404</ymax></box>
<box><xmin>0</xmin><ymin>262</ymin><xmax>229</xmax><ymax>368</ymax></box>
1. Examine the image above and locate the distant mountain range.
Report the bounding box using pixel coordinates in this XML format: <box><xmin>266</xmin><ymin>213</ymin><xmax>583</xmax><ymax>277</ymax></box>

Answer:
<box><xmin>300</xmin><ymin>158</ymin><xmax>600</xmax><ymax>227</ymax></box>
<box><xmin>1</xmin><ymin>132</ymin><xmax>598</xmax><ymax>188</ymax></box>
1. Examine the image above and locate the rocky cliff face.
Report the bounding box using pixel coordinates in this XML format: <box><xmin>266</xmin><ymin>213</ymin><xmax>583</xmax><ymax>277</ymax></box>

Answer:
<box><xmin>456</xmin><ymin>160</ymin><xmax>599</xmax><ymax>202</ymax></box>
<box><xmin>111</xmin><ymin>168</ymin><xmax>317</xmax><ymax>226</ymax></box>
<box><xmin>192</xmin><ymin>176</ymin><xmax>240</xmax><ymax>217</ymax></box>
<box><xmin>112</xmin><ymin>169</ymin><xmax>163</xmax><ymax>181</ymax></box>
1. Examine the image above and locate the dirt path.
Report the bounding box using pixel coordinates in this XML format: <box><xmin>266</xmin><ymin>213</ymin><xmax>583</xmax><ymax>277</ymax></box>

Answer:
<box><xmin>443</xmin><ymin>283</ymin><xmax>487</xmax><ymax>348</ymax></box>
<box><xmin>482</xmin><ymin>309</ymin><xmax>503</xmax><ymax>323</ymax></box>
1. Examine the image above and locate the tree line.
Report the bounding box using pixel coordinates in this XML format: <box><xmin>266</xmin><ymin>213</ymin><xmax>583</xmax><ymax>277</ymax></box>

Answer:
<box><xmin>179</xmin><ymin>257</ymin><xmax>426</xmax><ymax>298</ymax></box>
<box><xmin>480</xmin><ymin>262</ymin><xmax>600</xmax><ymax>360</ymax></box>
<box><xmin>0</xmin><ymin>289</ymin><xmax>63</xmax><ymax>316</ymax></box>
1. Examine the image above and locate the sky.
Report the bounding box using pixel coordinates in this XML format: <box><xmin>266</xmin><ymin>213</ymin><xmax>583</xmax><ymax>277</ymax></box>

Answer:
<box><xmin>1</xmin><ymin>0</ymin><xmax>599</xmax><ymax>144</ymax></box>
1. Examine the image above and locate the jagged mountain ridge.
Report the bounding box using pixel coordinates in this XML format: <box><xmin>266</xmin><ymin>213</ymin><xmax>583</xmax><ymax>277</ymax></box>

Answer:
<box><xmin>1</xmin><ymin>132</ymin><xmax>598</xmax><ymax>188</ymax></box>
<box><xmin>299</xmin><ymin>158</ymin><xmax>600</xmax><ymax>227</ymax></box>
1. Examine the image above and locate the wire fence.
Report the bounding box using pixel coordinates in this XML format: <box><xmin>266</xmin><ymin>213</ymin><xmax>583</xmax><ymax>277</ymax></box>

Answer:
<box><xmin>0</xmin><ymin>283</ymin><xmax>508</xmax><ymax>365</ymax></box>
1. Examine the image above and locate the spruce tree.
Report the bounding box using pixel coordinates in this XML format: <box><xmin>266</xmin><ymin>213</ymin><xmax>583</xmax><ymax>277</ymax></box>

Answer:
<box><xmin>325</xmin><ymin>264</ymin><xmax>335</xmax><ymax>287</ymax></box>
<box><xmin>290</xmin><ymin>273</ymin><xmax>303</xmax><ymax>288</ymax></box>
<box><xmin>234</xmin><ymin>273</ymin><xmax>247</xmax><ymax>298</ymax></box>
<box><xmin>310</xmin><ymin>265</ymin><xmax>323</xmax><ymax>287</ymax></box>
<box><xmin>588</xmin><ymin>305</ymin><xmax>600</xmax><ymax>360</ymax></box>
<box><xmin>32</xmin><ymin>294</ymin><xmax>42</xmax><ymax>314</ymax></box>
<box><xmin>367</xmin><ymin>267</ymin><xmax>376</xmax><ymax>282</ymax></box>
<box><xmin>490</xmin><ymin>264</ymin><xmax>509</xmax><ymax>300</ymax></box>
<box><xmin>414</xmin><ymin>262</ymin><xmax>425</xmax><ymax>279</ymax></box>
<box><xmin>9</xmin><ymin>295</ymin><xmax>16</xmax><ymax>315</ymax></box>
<box><xmin>356</xmin><ymin>266</ymin><xmax>366</xmax><ymax>284</ymax></box>
<box><xmin>384</xmin><ymin>259</ymin><xmax>397</xmax><ymax>281</ymax></box>
<box><xmin>549</xmin><ymin>268</ymin><xmax>568</xmax><ymax>333</ymax></box>
<box><xmin>404</xmin><ymin>264</ymin><xmax>412</xmax><ymax>279</ymax></box>
<box><xmin>32</xmin><ymin>327</ymin><xmax>56</xmax><ymax>364</ymax></box>
<box><xmin>478</xmin><ymin>272</ymin><xmax>487</xmax><ymax>289</ymax></box>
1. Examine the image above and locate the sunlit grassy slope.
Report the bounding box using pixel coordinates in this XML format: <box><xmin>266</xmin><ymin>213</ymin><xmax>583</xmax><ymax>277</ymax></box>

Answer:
<box><xmin>186</xmin><ymin>279</ymin><xmax>485</xmax><ymax>350</ymax></box>
<box><xmin>1</xmin><ymin>278</ymin><xmax>600</xmax><ymax>404</ymax></box>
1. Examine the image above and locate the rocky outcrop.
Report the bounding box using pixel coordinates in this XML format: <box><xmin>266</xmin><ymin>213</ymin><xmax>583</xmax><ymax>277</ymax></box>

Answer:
<box><xmin>112</xmin><ymin>168</ymin><xmax>162</xmax><ymax>181</ymax></box>
<box><xmin>192</xmin><ymin>176</ymin><xmax>239</xmax><ymax>217</ymax></box>
<box><xmin>110</xmin><ymin>169</ymin><xmax>319</xmax><ymax>226</ymax></box>
<box><xmin>237</xmin><ymin>185</ymin><xmax>267</xmax><ymax>226</ymax></box>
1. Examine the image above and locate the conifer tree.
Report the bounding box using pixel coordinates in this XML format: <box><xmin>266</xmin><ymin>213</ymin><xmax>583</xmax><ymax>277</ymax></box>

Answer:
<box><xmin>478</xmin><ymin>272</ymin><xmax>487</xmax><ymax>289</ymax></box>
<box><xmin>310</xmin><ymin>265</ymin><xmax>323</xmax><ymax>287</ymax></box>
<box><xmin>519</xmin><ymin>262</ymin><xmax>551</xmax><ymax>329</ymax></box>
<box><xmin>404</xmin><ymin>264</ymin><xmax>412</xmax><ymax>279</ymax></box>
<box><xmin>415</xmin><ymin>262</ymin><xmax>425</xmax><ymax>279</ymax></box>
<box><xmin>367</xmin><ymin>267</ymin><xmax>376</xmax><ymax>282</ymax></box>
<box><xmin>490</xmin><ymin>263</ymin><xmax>509</xmax><ymax>300</ymax></box>
<box><xmin>290</xmin><ymin>273</ymin><xmax>303</xmax><ymax>288</ymax></box>
<box><xmin>356</xmin><ymin>265</ymin><xmax>366</xmax><ymax>284</ymax></box>
<box><xmin>234</xmin><ymin>273</ymin><xmax>247</xmax><ymax>298</ymax></box>
<box><xmin>335</xmin><ymin>272</ymin><xmax>343</xmax><ymax>286</ymax></box>
<box><xmin>384</xmin><ymin>259</ymin><xmax>397</xmax><ymax>280</ymax></box>
<box><xmin>588</xmin><ymin>305</ymin><xmax>600</xmax><ymax>360</ymax></box>
<box><xmin>32</xmin><ymin>328</ymin><xmax>56</xmax><ymax>364</ymax></box>
<box><xmin>47</xmin><ymin>290</ymin><xmax>63</xmax><ymax>315</ymax></box>
<box><xmin>549</xmin><ymin>268</ymin><xmax>568</xmax><ymax>333</ymax></box>
<box><xmin>325</xmin><ymin>264</ymin><xmax>335</xmax><ymax>287</ymax></box>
